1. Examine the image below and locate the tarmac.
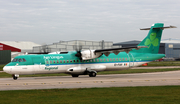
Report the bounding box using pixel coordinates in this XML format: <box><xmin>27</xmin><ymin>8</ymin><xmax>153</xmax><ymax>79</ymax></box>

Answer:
<box><xmin>1</xmin><ymin>70</ymin><xmax>180</xmax><ymax>91</ymax></box>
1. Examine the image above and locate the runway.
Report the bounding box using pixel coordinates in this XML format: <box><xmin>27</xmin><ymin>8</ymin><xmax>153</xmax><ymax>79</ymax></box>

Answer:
<box><xmin>1</xmin><ymin>70</ymin><xmax>180</xmax><ymax>91</ymax></box>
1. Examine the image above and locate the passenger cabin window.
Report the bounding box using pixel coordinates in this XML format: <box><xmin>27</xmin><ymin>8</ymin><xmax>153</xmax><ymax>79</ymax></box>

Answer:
<box><xmin>67</xmin><ymin>60</ymin><xmax>69</xmax><ymax>63</ymax></box>
<box><xmin>104</xmin><ymin>59</ymin><xmax>106</xmax><ymax>61</ymax></box>
<box><xmin>116</xmin><ymin>58</ymin><xmax>118</xmax><ymax>61</ymax></box>
<box><xmin>122</xmin><ymin>58</ymin><xmax>124</xmax><ymax>61</ymax></box>
<box><xmin>110</xmin><ymin>59</ymin><xmax>112</xmax><ymax>61</ymax></box>
<box><xmin>57</xmin><ymin>60</ymin><xmax>59</xmax><ymax>63</ymax></box>
<box><xmin>74</xmin><ymin>60</ymin><xmax>76</xmax><ymax>62</ymax></box>
<box><xmin>97</xmin><ymin>59</ymin><xmax>99</xmax><ymax>62</ymax></box>
<box><xmin>60</xmin><ymin>60</ymin><xmax>62</xmax><ymax>63</ymax></box>
<box><xmin>100</xmin><ymin>59</ymin><xmax>102</xmax><ymax>62</ymax></box>
<box><xmin>119</xmin><ymin>58</ymin><xmax>121</xmax><ymax>61</ymax></box>
<box><xmin>50</xmin><ymin>61</ymin><xmax>52</xmax><ymax>63</ymax></box>
<box><xmin>107</xmin><ymin>59</ymin><xmax>109</xmax><ymax>61</ymax></box>
<box><xmin>125</xmin><ymin>58</ymin><xmax>127</xmax><ymax>61</ymax></box>
<box><xmin>113</xmin><ymin>58</ymin><xmax>115</xmax><ymax>61</ymax></box>
<box><xmin>53</xmin><ymin>60</ymin><xmax>55</xmax><ymax>63</ymax></box>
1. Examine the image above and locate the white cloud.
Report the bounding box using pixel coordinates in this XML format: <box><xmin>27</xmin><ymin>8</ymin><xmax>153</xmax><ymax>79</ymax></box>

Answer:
<box><xmin>0</xmin><ymin>0</ymin><xmax>180</xmax><ymax>44</ymax></box>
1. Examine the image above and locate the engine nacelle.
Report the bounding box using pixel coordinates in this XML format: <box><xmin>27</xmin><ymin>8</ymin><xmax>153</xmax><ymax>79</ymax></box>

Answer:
<box><xmin>81</xmin><ymin>50</ymin><xmax>102</xmax><ymax>60</ymax></box>
<box><xmin>67</xmin><ymin>67</ymin><xmax>86</xmax><ymax>74</ymax></box>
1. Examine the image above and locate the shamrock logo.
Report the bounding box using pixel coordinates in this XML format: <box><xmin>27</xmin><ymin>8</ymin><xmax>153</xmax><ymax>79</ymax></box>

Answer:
<box><xmin>144</xmin><ymin>33</ymin><xmax>159</xmax><ymax>48</ymax></box>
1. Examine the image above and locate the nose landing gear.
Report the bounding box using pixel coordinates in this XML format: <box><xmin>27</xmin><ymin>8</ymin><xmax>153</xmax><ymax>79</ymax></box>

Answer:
<box><xmin>12</xmin><ymin>74</ymin><xmax>19</xmax><ymax>80</ymax></box>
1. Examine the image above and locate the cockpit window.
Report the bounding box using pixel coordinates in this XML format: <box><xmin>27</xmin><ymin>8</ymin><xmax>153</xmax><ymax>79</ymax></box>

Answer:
<box><xmin>12</xmin><ymin>58</ymin><xmax>18</xmax><ymax>62</ymax></box>
<box><xmin>12</xmin><ymin>58</ymin><xmax>26</xmax><ymax>62</ymax></box>
<box><xmin>23</xmin><ymin>58</ymin><xmax>26</xmax><ymax>62</ymax></box>
<box><xmin>19</xmin><ymin>59</ymin><xmax>22</xmax><ymax>62</ymax></box>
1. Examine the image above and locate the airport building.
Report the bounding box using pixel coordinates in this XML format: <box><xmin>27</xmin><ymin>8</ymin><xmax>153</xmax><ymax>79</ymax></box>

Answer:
<box><xmin>161</xmin><ymin>39</ymin><xmax>180</xmax><ymax>60</ymax></box>
<box><xmin>32</xmin><ymin>40</ymin><xmax>121</xmax><ymax>53</ymax></box>
<box><xmin>0</xmin><ymin>41</ymin><xmax>41</xmax><ymax>61</ymax></box>
<box><xmin>0</xmin><ymin>41</ymin><xmax>41</xmax><ymax>52</ymax></box>
<box><xmin>113</xmin><ymin>39</ymin><xmax>180</xmax><ymax>60</ymax></box>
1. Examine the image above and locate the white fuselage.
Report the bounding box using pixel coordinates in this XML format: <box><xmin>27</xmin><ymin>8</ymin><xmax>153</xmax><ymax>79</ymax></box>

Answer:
<box><xmin>3</xmin><ymin>61</ymin><xmax>149</xmax><ymax>75</ymax></box>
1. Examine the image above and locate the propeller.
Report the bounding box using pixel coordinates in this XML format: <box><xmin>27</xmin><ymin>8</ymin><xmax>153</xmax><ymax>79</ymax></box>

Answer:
<box><xmin>74</xmin><ymin>41</ymin><xmax>83</xmax><ymax>60</ymax></box>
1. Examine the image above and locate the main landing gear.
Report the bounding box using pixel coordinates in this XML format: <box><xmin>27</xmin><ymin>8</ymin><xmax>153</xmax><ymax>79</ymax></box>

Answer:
<box><xmin>89</xmin><ymin>72</ymin><xmax>96</xmax><ymax>77</ymax></box>
<box><xmin>71</xmin><ymin>71</ymin><xmax>97</xmax><ymax>78</ymax></box>
<box><xmin>12</xmin><ymin>74</ymin><xmax>19</xmax><ymax>80</ymax></box>
<box><xmin>72</xmin><ymin>74</ymin><xmax>79</xmax><ymax>77</ymax></box>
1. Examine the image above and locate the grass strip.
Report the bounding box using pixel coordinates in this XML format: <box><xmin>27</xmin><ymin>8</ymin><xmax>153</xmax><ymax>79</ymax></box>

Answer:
<box><xmin>0</xmin><ymin>86</ymin><xmax>180</xmax><ymax>104</ymax></box>
<box><xmin>0</xmin><ymin>64</ymin><xmax>5</xmax><ymax>71</ymax></box>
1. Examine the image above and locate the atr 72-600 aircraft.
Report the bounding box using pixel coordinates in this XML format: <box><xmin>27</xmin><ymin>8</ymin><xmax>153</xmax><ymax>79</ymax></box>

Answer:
<box><xmin>3</xmin><ymin>23</ymin><xmax>176</xmax><ymax>80</ymax></box>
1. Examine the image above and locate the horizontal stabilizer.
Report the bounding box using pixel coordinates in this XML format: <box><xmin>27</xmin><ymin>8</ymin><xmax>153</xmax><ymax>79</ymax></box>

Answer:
<box><xmin>140</xmin><ymin>25</ymin><xmax>177</xmax><ymax>30</ymax></box>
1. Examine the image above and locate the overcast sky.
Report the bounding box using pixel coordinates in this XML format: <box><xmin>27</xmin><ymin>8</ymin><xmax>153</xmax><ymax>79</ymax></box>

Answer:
<box><xmin>0</xmin><ymin>0</ymin><xmax>180</xmax><ymax>44</ymax></box>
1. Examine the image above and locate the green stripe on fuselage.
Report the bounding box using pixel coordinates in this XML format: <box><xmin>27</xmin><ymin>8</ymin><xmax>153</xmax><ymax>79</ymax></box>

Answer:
<box><xmin>6</xmin><ymin>51</ymin><xmax>165</xmax><ymax>66</ymax></box>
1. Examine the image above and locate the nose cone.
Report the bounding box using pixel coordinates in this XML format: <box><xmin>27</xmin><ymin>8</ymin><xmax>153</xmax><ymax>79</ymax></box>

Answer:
<box><xmin>3</xmin><ymin>66</ymin><xmax>11</xmax><ymax>73</ymax></box>
<box><xmin>3</xmin><ymin>66</ymin><xmax>8</xmax><ymax>72</ymax></box>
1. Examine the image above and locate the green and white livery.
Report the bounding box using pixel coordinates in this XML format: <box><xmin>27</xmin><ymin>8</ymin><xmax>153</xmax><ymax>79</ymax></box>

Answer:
<box><xmin>3</xmin><ymin>23</ymin><xmax>176</xmax><ymax>80</ymax></box>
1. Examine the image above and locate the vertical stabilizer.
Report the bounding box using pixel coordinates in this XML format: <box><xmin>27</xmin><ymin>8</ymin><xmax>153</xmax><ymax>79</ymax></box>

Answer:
<box><xmin>137</xmin><ymin>23</ymin><xmax>164</xmax><ymax>53</ymax></box>
<box><xmin>134</xmin><ymin>23</ymin><xmax>176</xmax><ymax>53</ymax></box>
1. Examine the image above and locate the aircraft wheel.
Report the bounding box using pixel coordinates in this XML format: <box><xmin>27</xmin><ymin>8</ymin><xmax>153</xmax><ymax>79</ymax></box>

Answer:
<box><xmin>89</xmin><ymin>72</ymin><xmax>96</xmax><ymax>77</ymax></box>
<box><xmin>72</xmin><ymin>75</ymin><xmax>79</xmax><ymax>77</ymax></box>
<box><xmin>12</xmin><ymin>74</ymin><xmax>18</xmax><ymax>80</ymax></box>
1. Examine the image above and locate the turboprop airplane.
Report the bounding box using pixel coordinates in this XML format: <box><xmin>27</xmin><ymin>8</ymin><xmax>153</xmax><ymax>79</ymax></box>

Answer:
<box><xmin>3</xmin><ymin>23</ymin><xmax>176</xmax><ymax>80</ymax></box>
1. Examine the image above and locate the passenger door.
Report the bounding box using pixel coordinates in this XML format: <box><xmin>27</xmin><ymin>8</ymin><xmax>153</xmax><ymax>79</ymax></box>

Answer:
<box><xmin>127</xmin><ymin>53</ymin><xmax>134</xmax><ymax>67</ymax></box>
<box><xmin>32</xmin><ymin>57</ymin><xmax>42</xmax><ymax>73</ymax></box>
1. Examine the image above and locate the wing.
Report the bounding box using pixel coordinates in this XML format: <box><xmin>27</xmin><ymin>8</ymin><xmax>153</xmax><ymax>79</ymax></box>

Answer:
<box><xmin>94</xmin><ymin>46</ymin><xmax>147</xmax><ymax>57</ymax></box>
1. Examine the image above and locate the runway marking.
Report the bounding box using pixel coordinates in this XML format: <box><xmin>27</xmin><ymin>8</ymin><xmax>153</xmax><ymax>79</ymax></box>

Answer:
<box><xmin>1</xmin><ymin>71</ymin><xmax>180</xmax><ymax>91</ymax></box>
<box><xmin>23</xmin><ymin>83</ymin><xmax>28</xmax><ymax>85</ymax></box>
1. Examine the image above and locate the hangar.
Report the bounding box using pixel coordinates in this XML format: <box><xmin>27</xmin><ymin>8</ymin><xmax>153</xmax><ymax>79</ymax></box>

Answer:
<box><xmin>32</xmin><ymin>40</ymin><xmax>121</xmax><ymax>53</ymax></box>
<box><xmin>0</xmin><ymin>41</ymin><xmax>41</xmax><ymax>61</ymax></box>
<box><xmin>113</xmin><ymin>39</ymin><xmax>180</xmax><ymax>60</ymax></box>
<box><xmin>0</xmin><ymin>41</ymin><xmax>41</xmax><ymax>52</ymax></box>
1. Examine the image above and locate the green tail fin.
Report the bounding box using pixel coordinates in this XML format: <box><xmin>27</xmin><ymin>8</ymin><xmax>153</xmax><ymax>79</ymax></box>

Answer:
<box><xmin>137</xmin><ymin>23</ymin><xmax>164</xmax><ymax>53</ymax></box>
